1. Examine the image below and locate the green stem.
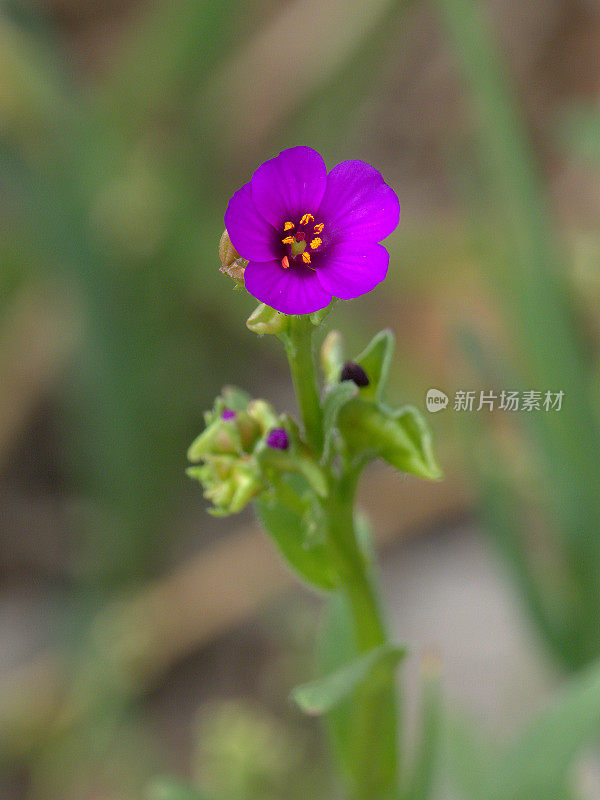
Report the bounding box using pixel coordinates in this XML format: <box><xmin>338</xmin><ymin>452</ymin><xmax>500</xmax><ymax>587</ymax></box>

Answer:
<box><xmin>282</xmin><ymin>317</ymin><xmax>398</xmax><ymax>799</ymax></box>
<box><xmin>282</xmin><ymin>316</ymin><xmax>324</xmax><ymax>454</ymax></box>
<box><xmin>326</xmin><ymin>474</ymin><xmax>399</xmax><ymax>800</ymax></box>
<box><xmin>327</xmin><ymin>474</ymin><xmax>387</xmax><ymax>651</ymax></box>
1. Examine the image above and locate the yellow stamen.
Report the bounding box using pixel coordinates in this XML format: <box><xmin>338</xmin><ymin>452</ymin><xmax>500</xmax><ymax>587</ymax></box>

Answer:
<box><xmin>284</xmin><ymin>221</ymin><xmax>295</xmax><ymax>231</ymax></box>
<box><xmin>302</xmin><ymin>252</ymin><xmax>311</xmax><ymax>265</ymax></box>
<box><xmin>281</xmin><ymin>256</ymin><xmax>290</xmax><ymax>269</ymax></box>
<box><xmin>300</xmin><ymin>213</ymin><xmax>314</xmax><ymax>225</ymax></box>
<box><xmin>313</xmin><ymin>223</ymin><xmax>324</xmax><ymax>234</ymax></box>
<box><xmin>282</xmin><ymin>236</ymin><xmax>294</xmax><ymax>244</ymax></box>
<box><xmin>310</xmin><ymin>237</ymin><xmax>322</xmax><ymax>250</ymax></box>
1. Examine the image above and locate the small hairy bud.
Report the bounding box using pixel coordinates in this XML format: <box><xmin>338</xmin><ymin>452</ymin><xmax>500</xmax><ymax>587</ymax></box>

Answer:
<box><xmin>340</xmin><ymin>361</ymin><xmax>370</xmax><ymax>387</ymax></box>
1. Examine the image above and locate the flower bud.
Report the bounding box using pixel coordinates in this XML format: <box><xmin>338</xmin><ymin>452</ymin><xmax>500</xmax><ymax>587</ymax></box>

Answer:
<box><xmin>236</xmin><ymin>412</ymin><xmax>261</xmax><ymax>450</ymax></box>
<box><xmin>205</xmin><ymin>480</ymin><xmax>236</xmax><ymax>508</ymax></box>
<box><xmin>246</xmin><ymin>303</ymin><xmax>288</xmax><ymax>335</ymax></box>
<box><xmin>229</xmin><ymin>465</ymin><xmax>263</xmax><ymax>512</ymax></box>
<box><xmin>320</xmin><ymin>330</ymin><xmax>345</xmax><ymax>384</ymax></box>
<box><xmin>266</xmin><ymin>428</ymin><xmax>289</xmax><ymax>450</ymax></box>
<box><xmin>247</xmin><ymin>399</ymin><xmax>280</xmax><ymax>433</ymax></box>
<box><xmin>219</xmin><ymin>229</ymin><xmax>239</xmax><ymax>267</ymax></box>
<box><xmin>341</xmin><ymin>361</ymin><xmax>370</xmax><ymax>387</ymax></box>
<box><xmin>187</xmin><ymin>419</ymin><xmax>240</xmax><ymax>461</ymax></box>
<box><xmin>219</xmin><ymin>230</ymin><xmax>247</xmax><ymax>285</ymax></box>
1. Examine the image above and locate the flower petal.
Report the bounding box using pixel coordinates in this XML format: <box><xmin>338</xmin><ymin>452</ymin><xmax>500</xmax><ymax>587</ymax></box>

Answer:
<box><xmin>250</xmin><ymin>147</ymin><xmax>327</xmax><ymax>228</ymax></box>
<box><xmin>245</xmin><ymin>259</ymin><xmax>332</xmax><ymax>315</ymax></box>
<box><xmin>316</xmin><ymin>242</ymin><xmax>389</xmax><ymax>300</ymax></box>
<box><xmin>318</xmin><ymin>160</ymin><xmax>400</xmax><ymax>244</ymax></box>
<box><xmin>224</xmin><ymin>183</ymin><xmax>279</xmax><ymax>262</ymax></box>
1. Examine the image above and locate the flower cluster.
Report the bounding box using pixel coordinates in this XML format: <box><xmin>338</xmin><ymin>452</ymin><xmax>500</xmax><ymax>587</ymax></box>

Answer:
<box><xmin>224</xmin><ymin>146</ymin><xmax>400</xmax><ymax>314</ymax></box>
<box><xmin>187</xmin><ymin>387</ymin><xmax>283</xmax><ymax>515</ymax></box>
<box><xmin>187</xmin><ymin>387</ymin><xmax>323</xmax><ymax>516</ymax></box>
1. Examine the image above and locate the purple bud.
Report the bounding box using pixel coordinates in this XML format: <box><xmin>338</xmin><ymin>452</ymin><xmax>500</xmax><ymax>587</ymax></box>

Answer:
<box><xmin>340</xmin><ymin>361</ymin><xmax>369</xmax><ymax>387</ymax></box>
<box><xmin>266</xmin><ymin>427</ymin><xmax>289</xmax><ymax>450</ymax></box>
<box><xmin>221</xmin><ymin>409</ymin><xmax>236</xmax><ymax>420</ymax></box>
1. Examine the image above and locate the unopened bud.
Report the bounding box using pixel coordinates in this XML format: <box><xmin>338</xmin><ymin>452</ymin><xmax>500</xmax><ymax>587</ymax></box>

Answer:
<box><xmin>205</xmin><ymin>481</ymin><xmax>235</xmax><ymax>508</ymax></box>
<box><xmin>219</xmin><ymin>230</ymin><xmax>239</xmax><ymax>267</ymax></box>
<box><xmin>341</xmin><ymin>361</ymin><xmax>369</xmax><ymax>387</ymax></box>
<box><xmin>266</xmin><ymin>428</ymin><xmax>289</xmax><ymax>450</ymax></box>
<box><xmin>320</xmin><ymin>330</ymin><xmax>345</xmax><ymax>384</ymax></box>
<box><xmin>236</xmin><ymin>411</ymin><xmax>261</xmax><ymax>450</ymax></box>
<box><xmin>187</xmin><ymin>419</ymin><xmax>240</xmax><ymax>461</ymax></box>
<box><xmin>247</xmin><ymin>399</ymin><xmax>279</xmax><ymax>432</ymax></box>
<box><xmin>219</xmin><ymin>230</ymin><xmax>247</xmax><ymax>284</ymax></box>
<box><xmin>229</xmin><ymin>467</ymin><xmax>262</xmax><ymax>512</ymax></box>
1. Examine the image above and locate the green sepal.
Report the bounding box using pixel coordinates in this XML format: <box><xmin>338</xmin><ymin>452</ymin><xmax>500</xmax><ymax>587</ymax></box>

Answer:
<box><xmin>322</xmin><ymin>381</ymin><xmax>358</xmax><ymax>460</ymax></box>
<box><xmin>309</xmin><ymin>298</ymin><xmax>337</xmax><ymax>327</ymax></box>
<box><xmin>246</xmin><ymin>303</ymin><xmax>288</xmax><ymax>335</ymax></box>
<box><xmin>255</xmin><ymin>490</ymin><xmax>339</xmax><ymax>593</ymax></box>
<box><xmin>337</xmin><ymin>399</ymin><xmax>442</xmax><ymax>480</ymax></box>
<box><xmin>291</xmin><ymin>642</ymin><xmax>406</xmax><ymax>716</ymax></box>
<box><xmin>354</xmin><ymin>328</ymin><xmax>395</xmax><ymax>401</ymax></box>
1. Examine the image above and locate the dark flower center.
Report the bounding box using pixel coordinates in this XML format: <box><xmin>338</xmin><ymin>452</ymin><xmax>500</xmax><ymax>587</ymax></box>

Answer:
<box><xmin>280</xmin><ymin>213</ymin><xmax>324</xmax><ymax>270</ymax></box>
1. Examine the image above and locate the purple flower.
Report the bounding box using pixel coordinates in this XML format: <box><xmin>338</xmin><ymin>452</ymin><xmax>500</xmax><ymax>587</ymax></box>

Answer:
<box><xmin>221</xmin><ymin>409</ymin><xmax>236</xmax><ymax>420</ymax></box>
<box><xmin>266</xmin><ymin>427</ymin><xmax>289</xmax><ymax>450</ymax></box>
<box><xmin>224</xmin><ymin>147</ymin><xmax>400</xmax><ymax>314</ymax></box>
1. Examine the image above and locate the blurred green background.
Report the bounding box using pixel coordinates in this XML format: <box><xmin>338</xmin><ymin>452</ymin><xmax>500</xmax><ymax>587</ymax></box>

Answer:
<box><xmin>2</xmin><ymin>1</ymin><xmax>600</xmax><ymax>798</ymax></box>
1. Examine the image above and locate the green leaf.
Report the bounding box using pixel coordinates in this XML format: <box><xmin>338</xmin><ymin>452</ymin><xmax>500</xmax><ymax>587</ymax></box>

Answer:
<box><xmin>322</xmin><ymin>381</ymin><xmax>358</xmax><ymax>459</ymax></box>
<box><xmin>291</xmin><ymin>642</ymin><xmax>405</xmax><ymax>716</ymax></box>
<box><xmin>316</xmin><ymin>595</ymin><xmax>402</xmax><ymax>800</ymax></box>
<box><xmin>337</xmin><ymin>399</ymin><xmax>442</xmax><ymax>480</ymax></box>
<box><xmin>403</xmin><ymin>659</ymin><xmax>443</xmax><ymax>800</ymax></box>
<box><xmin>255</xmin><ymin>496</ymin><xmax>339</xmax><ymax>593</ymax></box>
<box><xmin>355</xmin><ymin>328</ymin><xmax>395</xmax><ymax>401</ymax></box>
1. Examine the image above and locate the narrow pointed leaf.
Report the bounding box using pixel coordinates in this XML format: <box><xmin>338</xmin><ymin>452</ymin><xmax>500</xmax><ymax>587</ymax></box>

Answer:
<box><xmin>291</xmin><ymin>642</ymin><xmax>406</xmax><ymax>716</ymax></box>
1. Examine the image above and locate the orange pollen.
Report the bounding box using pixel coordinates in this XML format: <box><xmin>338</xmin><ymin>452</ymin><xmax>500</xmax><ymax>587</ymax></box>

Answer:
<box><xmin>310</xmin><ymin>237</ymin><xmax>322</xmax><ymax>250</ymax></box>
<box><xmin>299</xmin><ymin>213</ymin><xmax>314</xmax><ymax>225</ymax></box>
<box><xmin>283</xmin><ymin>221</ymin><xmax>295</xmax><ymax>231</ymax></box>
<box><xmin>281</xmin><ymin>256</ymin><xmax>290</xmax><ymax>269</ymax></box>
<box><xmin>313</xmin><ymin>222</ymin><xmax>324</xmax><ymax>234</ymax></box>
<box><xmin>302</xmin><ymin>252</ymin><xmax>311</xmax><ymax>264</ymax></box>
<box><xmin>281</xmin><ymin>236</ymin><xmax>294</xmax><ymax>245</ymax></box>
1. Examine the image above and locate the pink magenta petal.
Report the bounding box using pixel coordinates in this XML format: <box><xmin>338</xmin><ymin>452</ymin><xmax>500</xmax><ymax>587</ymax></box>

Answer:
<box><xmin>244</xmin><ymin>260</ymin><xmax>332</xmax><ymax>315</ymax></box>
<box><xmin>250</xmin><ymin>147</ymin><xmax>328</xmax><ymax>228</ymax></box>
<box><xmin>224</xmin><ymin>183</ymin><xmax>279</xmax><ymax>262</ymax></box>
<box><xmin>315</xmin><ymin>242</ymin><xmax>389</xmax><ymax>300</ymax></box>
<box><xmin>318</xmin><ymin>160</ymin><xmax>400</xmax><ymax>244</ymax></box>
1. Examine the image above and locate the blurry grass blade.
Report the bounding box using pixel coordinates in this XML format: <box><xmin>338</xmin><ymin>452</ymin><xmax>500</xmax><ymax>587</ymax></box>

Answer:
<box><xmin>559</xmin><ymin>105</ymin><xmax>600</xmax><ymax>164</ymax></box>
<box><xmin>146</xmin><ymin>779</ymin><xmax>207</xmax><ymax>800</ymax></box>
<box><xmin>206</xmin><ymin>0</ymin><xmax>399</xmax><ymax>151</ymax></box>
<box><xmin>104</xmin><ymin>0</ymin><xmax>252</xmax><ymax>119</ymax></box>
<box><xmin>495</xmin><ymin>658</ymin><xmax>600</xmax><ymax>799</ymax></box>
